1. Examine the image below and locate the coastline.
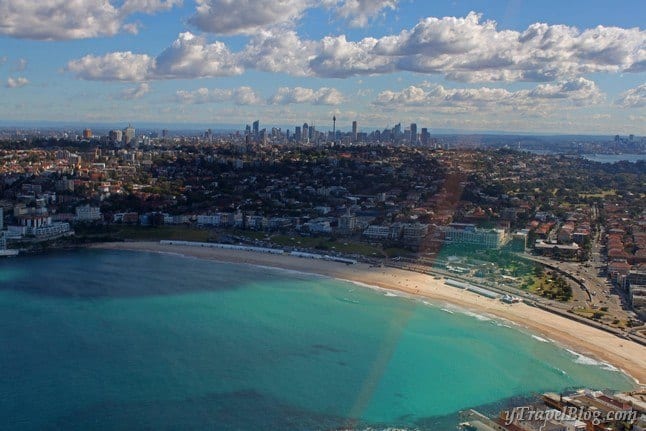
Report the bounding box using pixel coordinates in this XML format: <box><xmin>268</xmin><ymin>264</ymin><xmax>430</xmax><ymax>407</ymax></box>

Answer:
<box><xmin>91</xmin><ymin>241</ymin><xmax>646</xmax><ymax>385</ymax></box>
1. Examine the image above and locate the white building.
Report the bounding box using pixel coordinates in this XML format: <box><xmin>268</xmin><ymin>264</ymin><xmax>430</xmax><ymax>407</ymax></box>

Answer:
<box><xmin>306</xmin><ymin>220</ymin><xmax>332</xmax><ymax>234</ymax></box>
<box><xmin>363</xmin><ymin>225</ymin><xmax>390</xmax><ymax>240</ymax></box>
<box><xmin>164</xmin><ymin>214</ymin><xmax>190</xmax><ymax>225</ymax></box>
<box><xmin>338</xmin><ymin>214</ymin><xmax>356</xmax><ymax>233</ymax></box>
<box><xmin>75</xmin><ymin>205</ymin><xmax>102</xmax><ymax>222</ymax></box>
<box><xmin>28</xmin><ymin>222</ymin><xmax>71</xmax><ymax>238</ymax></box>
<box><xmin>197</xmin><ymin>214</ymin><xmax>221</xmax><ymax>226</ymax></box>
<box><xmin>441</xmin><ymin>223</ymin><xmax>508</xmax><ymax>249</ymax></box>
<box><xmin>401</xmin><ymin>223</ymin><xmax>429</xmax><ymax>242</ymax></box>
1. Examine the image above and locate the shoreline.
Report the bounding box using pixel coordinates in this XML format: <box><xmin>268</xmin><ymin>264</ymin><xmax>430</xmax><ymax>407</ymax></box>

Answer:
<box><xmin>90</xmin><ymin>241</ymin><xmax>646</xmax><ymax>385</ymax></box>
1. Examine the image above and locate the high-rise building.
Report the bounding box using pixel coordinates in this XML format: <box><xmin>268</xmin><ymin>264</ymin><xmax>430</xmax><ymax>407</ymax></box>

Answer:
<box><xmin>302</xmin><ymin>123</ymin><xmax>309</xmax><ymax>143</ymax></box>
<box><xmin>393</xmin><ymin>123</ymin><xmax>402</xmax><ymax>140</ymax></box>
<box><xmin>123</xmin><ymin>124</ymin><xmax>135</xmax><ymax>146</ymax></box>
<box><xmin>252</xmin><ymin>120</ymin><xmax>259</xmax><ymax>137</ymax></box>
<box><xmin>421</xmin><ymin>128</ymin><xmax>430</xmax><ymax>146</ymax></box>
<box><xmin>109</xmin><ymin>129</ymin><xmax>123</xmax><ymax>144</ymax></box>
<box><xmin>352</xmin><ymin>121</ymin><xmax>358</xmax><ymax>142</ymax></box>
<box><xmin>410</xmin><ymin>123</ymin><xmax>417</xmax><ymax>145</ymax></box>
<box><xmin>82</xmin><ymin>128</ymin><xmax>92</xmax><ymax>139</ymax></box>
<box><xmin>295</xmin><ymin>126</ymin><xmax>301</xmax><ymax>142</ymax></box>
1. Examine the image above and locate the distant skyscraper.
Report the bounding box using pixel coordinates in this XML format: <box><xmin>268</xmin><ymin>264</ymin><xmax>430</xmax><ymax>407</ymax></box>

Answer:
<box><xmin>162</xmin><ymin>129</ymin><xmax>169</xmax><ymax>138</ymax></box>
<box><xmin>295</xmin><ymin>126</ymin><xmax>302</xmax><ymax>142</ymax></box>
<box><xmin>302</xmin><ymin>123</ymin><xmax>309</xmax><ymax>143</ymax></box>
<box><xmin>421</xmin><ymin>128</ymin><xmax>430</xmax><ymax>146</ymax></box>
<box><xmin>393</xmin><ymin>123</ymin><xmax>402</xmax><ymax>140</ymax></box>
<box><xmin>109</xmin><ymin>129</ymin><xmax>123</xmax><ymax>144</ymax></box>
<box><xmin>82</xmin><ymin>128</ymin><xmax>92</xmax><ymax>139</ymax></box>
<box><xmin>252</xmin><ymin>120</ymin><xmax>259</xmax><ymax>137</ymax></box>
<box><xmin>332</xmin><ymin>115</ymin><xmax>336</xmax><ymax>136</ymax></box>
<box><xmin>352</xmin><ymin>121</ymin><xmax>357</xmax><ymax>142</ymax></box>
<box><xmin>410</xmin><ymin>123</ymin><xmax>417</xmax><ymax>145</ymax></box>
<box><xmin>123</xmin><ymin>124</ymin><xmax>135</xmax><ymax>146</ymax></box>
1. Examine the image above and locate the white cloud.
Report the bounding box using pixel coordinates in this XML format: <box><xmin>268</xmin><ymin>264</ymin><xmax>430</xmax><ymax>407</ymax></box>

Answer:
<box><xmin>241</xmin><ymin>29</ymin><xmax>316</xmax><ymax>76</ymax></box>
<box><xmin>307</xmin><ymin>12</ymin><xmax>645</xmax><ymax>81</ymax></box>
<box><xmin>374</xmin><ymin>78</ymin><xmax>604</xmax><ymax>111</ymax></box>
<box><xmin>616</xmin><ymin>83</ymin><xmax>646</xmax><ymax>108</ymax></box>
<box><xmin>270</xmin><ymin>87</ymin><xmax>345</xmax><ymax>105</ymax></box>
<box><xmin>328</xmin><ymin>0</ymin><xmax>398</xmax><ymax>28</ymax></box>
<box><xmin>309</xmin><ymin>35</ymin><xmax>393</xmax><ymax>77</ymax></box>
<box><xmin>0</xmin><ymin>0</ymin><xmax>181</xmax><ymax>40</ymax></box>
<box><xmin>176</xmin><ymin>86</ymin><xmax>263</xmax><ymax>105</ymax></box>
<box><xmin>189</xmin><ymin>0</ymin><xmax>310</xmax><ymax>35</ymax></box>
<box><xmin>189</xmin><ymin>0</ymin><xmax>397</xmax><ymax>34</ymax></box>
<box><xmin>67</xmin><ymin>52</ymin><xmax>155</xmax><ymax>81</ymax></box>
<box><xmin>120</xmin><ymin>0</ymin><xmax>182</xmax><ymax>14</ymax></box>
<box><xmin>67</xmin><ymin>32</ymin><xmax>242</xmax><ymax>80</ymax></box>
<box><xmin>68</xmin><ymin>12</ymin><xmax>645</xmax><ymax>84</ymax></box>
<box><xmin>154</xmin><ymin>32</ymin><xmax>243</xmax><ymax>78</ymax></box>
<box><xmin>121</xmin><ymin>82</ymin><xmax>151</xmax><ymax>99</ymax></box>
<box><xmin>255</xmin><ymin>13</ymin><xmax>645</xmax><ymax>81</ymax></box>
<box><xmin>6</xmin><ymin>76</ymin><xmax>29</xmax><ymax>88</ymax></box>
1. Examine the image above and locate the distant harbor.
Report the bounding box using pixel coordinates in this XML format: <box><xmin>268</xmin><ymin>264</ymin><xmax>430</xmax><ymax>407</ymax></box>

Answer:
<box><xmin>582</xmin><ymin>153</ymin><xmax>646</xmax><ymax>163</ymax></box>
<box><xmin>521</xmin><ymin>149</ymin><xmax>646</xmax><ymax>163</ymax></box>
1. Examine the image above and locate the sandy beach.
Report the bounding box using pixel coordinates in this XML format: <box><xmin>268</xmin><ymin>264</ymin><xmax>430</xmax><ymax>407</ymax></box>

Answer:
<box><xmin>92</xmin><ymin>241</ymin><xmax>646</xmax><ymax>385</ymax></box>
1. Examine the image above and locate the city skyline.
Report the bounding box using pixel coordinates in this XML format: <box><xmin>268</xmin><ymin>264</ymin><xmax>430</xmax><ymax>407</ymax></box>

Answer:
<box><xmin>0</xmin><ymin>0</ymin><xmax>644</xmax><ymax>134</ymax></box>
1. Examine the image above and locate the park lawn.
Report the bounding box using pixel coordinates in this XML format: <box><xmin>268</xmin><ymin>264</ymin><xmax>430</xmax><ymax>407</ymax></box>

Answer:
<box><xmin>112</xmin><ymin>225</ymin><xmax>211</xmax><ymax>241</ymax></box>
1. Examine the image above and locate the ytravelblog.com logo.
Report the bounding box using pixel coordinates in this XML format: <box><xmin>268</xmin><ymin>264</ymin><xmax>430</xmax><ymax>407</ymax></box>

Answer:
<box><xmin>503</xmin><ymin>406</ymin><xmax>638</xmax><ymax>427</ymax></box>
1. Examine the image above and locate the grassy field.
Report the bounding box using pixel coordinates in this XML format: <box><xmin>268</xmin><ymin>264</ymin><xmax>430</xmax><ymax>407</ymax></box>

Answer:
<box><xmin>77</xmin><ymin>225</ymin><xmax>385</xmax><ymax>257</ymax></box>
<box><xmin>268</xmin><ymin>235</ymin><xmax>384</xmax><ymax>257</ymax></box>
<box><xmin>579</xmin><ymin>189</ymin><xmax>617</xmax><ymax>198</ymax></box>
<box><xmin>526</xmin><ymin>273</ymin><xmax>573</xmax><ymax>302</ymax></box>
<box><xmin>76</xmin><ymin>225</ymin><xmax>212</xmax><ymax>242</ymax></box>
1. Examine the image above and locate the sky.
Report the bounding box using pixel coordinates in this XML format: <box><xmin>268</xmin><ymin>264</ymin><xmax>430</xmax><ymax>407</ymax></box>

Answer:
<box><xmin>0</xmin><ymin>0</ymin><xmax>644</xmax><ymax>135</ymax></box>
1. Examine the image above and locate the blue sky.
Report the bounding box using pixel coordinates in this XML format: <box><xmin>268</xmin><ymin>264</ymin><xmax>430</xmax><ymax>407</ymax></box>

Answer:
<box><xmin>0</xmin><ymin>0</ymin><xmax>644</xmax><ymax>134</ymax></box>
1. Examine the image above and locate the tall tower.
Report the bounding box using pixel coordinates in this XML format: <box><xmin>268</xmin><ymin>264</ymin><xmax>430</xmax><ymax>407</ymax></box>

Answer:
<box><xmin>302</xmin><ymin>123</ymin><xmax>309</xmax><ymax>143</ymax></box>
<box><xmin>352</xmin><ymin>121</ymin><xmax>357</xmax><ymax>142</ymax></box>
<box><xmin>123</xmin><ymin>124</ymin><xmax>135</xmax><ymax>147</ymax></box>
<box><xmin>410</xmin><ymin>123</ymin><xmax>417</xmax><ymax>145</ymax></box>
<box><xmin>332</xmin><ymin>115</ymin><xmax>336</xmax><ymax>136</ymax></box>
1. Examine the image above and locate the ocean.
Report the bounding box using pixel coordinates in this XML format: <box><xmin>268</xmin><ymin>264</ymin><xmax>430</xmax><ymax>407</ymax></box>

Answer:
<box><xmin>0</xmin><ymin>250</ymin><xmax>635</xmax><ymax>430</ymax></box>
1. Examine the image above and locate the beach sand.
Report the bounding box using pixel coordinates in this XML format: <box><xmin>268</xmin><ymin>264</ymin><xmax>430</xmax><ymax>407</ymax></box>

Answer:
<box><xmin>92</xmin><ymin>241</ymin><xmax>646</xmax><ymax>385</ymax></box>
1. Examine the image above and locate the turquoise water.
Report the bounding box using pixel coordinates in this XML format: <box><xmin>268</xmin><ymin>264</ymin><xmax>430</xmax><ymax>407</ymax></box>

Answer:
<box><xmin>0</xmin><ymin>250</ymin><xmax>635</xmax><ymax>430</ymax></box>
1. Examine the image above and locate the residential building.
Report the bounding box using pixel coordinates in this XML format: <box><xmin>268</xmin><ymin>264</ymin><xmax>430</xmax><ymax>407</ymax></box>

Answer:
<box><xmin>123</xmin><ymin>124</ymin><xmax>135</xmax><ymax>146</ymax></box>
<box><xmin>75</xmin><ymin>205</ymin><xmax>102</xmax><ymax>222</ymax></box>
<box><xmin>441</xmin><ymin>223</ymin><xmax>509</xmax><ymax>249</ymax></box>
<box><xmin>363</xmin><ymin>225</ymin><xmax>390</xmax><ymax>241</ymax></box>
<box><xmin>338</xmin><ymin>213</ymin><xmax>356</xmax><ymax>233</ymax></box>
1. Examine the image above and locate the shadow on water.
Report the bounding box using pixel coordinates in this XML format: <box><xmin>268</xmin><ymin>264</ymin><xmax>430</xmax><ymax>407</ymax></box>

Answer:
<box><xmin>0</xmin><ymin>249</ymin><xmax>275</xmax><ymax>299</ymax></box>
